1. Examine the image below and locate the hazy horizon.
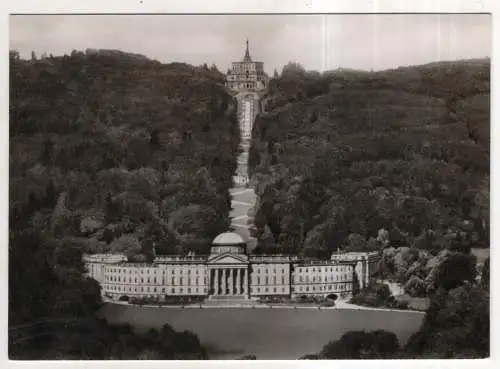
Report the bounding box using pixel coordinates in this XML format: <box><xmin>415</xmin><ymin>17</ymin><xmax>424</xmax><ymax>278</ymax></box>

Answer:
<box><xmin>10</xmin><ymin>14</ymin><xmax>491</xmax><ymax>73</ymax></box>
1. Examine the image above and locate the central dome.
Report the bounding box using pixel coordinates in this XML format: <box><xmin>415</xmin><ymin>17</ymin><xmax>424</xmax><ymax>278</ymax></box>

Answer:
<box><xmin>212</xmin><ymin>232</ymin><xmax>245</xmax><ymax>245</ymax></box>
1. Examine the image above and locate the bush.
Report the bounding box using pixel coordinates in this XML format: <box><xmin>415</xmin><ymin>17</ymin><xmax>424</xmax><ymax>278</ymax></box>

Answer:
<box><xmin>320</xmin><ymin>299</ymin><xmax>335</xmax><ymax>307</ymax></box>
<box><xmin>320</xmin><ymin>330</ymin><xmax>401</xmax><ymax>359</ymax></box>
<box><xmin>350</xmin><ymin>282</ymin><xmax>397</xmax><ymax>309</ymax></box>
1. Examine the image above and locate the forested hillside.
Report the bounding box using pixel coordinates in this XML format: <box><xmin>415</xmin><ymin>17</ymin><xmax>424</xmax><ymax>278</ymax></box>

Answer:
<box><xmin>9</xmin><ymin>49</ymin><xmax>238</xmax><ymax>357</ymax></box>
<box><xmin>258</xmin><ymin>61</ymin><xmax>490</xmax><ymax>359</ymax></box>
<box><xmin>10</xmin><ymin>49</ymin><xmax>239</xmax><ymax>260</ymax></box>
<box><xmin>249</xmin><ymin>60</ymin><xmax>489</xmax><ymax>258</ymax></box>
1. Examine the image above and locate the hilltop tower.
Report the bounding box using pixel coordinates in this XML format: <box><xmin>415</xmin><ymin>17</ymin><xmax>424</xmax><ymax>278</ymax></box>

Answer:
<box><xmin>225</xmin><ymin>40</ymin><xmax>268</xmax><ymax>189</ymax></box>
<box><xmin>225</xmin><ymin>39</ymin><xmax>267</xmax><ymax>92</ymax></box>
<box><xmin>225</xmin><ymin>40</ymin><xmax>268</xmax><ymax>141</ymax></box>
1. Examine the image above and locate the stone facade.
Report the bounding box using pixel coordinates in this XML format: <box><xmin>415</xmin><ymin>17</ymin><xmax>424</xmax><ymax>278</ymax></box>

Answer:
<box><xmin>331</xmin><ymin>251</ymin><xmax>380</xmax><ymax>289</ymax></box>
<box><xmin>84</xmin><ymin>232</ymin><xmax>376</xmax><ymax>302</ymax></box>
<box><xmin>225</xmin><ymin>40</ymin><xmax>267</xmax><ymax>92</ymax></box>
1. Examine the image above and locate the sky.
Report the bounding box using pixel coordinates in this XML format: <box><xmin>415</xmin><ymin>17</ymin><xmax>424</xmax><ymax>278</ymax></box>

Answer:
<box><xmin>9</xmin><ymin>14</ymin><xmax>491</xmax><ymax>73</ymax></box>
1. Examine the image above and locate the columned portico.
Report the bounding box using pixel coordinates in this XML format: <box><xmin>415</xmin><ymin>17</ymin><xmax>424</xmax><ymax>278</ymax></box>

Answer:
<box><xmin>236</xmin><ymin>269</ymin><xmax>241</xmax><ymax>294</ymax></box>
<box><xmin>207</xmin><ymin>232</ymin><xmax>251</xmax><ymax>299</ymax></box>
<box><xmin>209</xmin><ymin>266</ymin><xmax>249</xmax><ymax>297</ymax></box>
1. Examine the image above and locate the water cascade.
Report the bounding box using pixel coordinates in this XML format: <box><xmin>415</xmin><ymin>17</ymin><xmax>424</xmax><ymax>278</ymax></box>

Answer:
<box><xmin>229</xmin><ymin>93</ymin><xmax>259</xmax><ymax>249</ymax></box>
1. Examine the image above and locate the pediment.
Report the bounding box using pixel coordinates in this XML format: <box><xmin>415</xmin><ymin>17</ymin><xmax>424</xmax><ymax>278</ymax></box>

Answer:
<box><xmin>208</xmin><ymin>253</ymin><xmax>249</xmax><ymax>265</ymax></box>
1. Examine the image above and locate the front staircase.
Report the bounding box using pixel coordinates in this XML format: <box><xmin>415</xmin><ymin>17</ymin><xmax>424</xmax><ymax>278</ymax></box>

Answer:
<box><xmin>204</xmin><ymin>294</ymin><xmax>256</xmax><ymax>306</ymax></box>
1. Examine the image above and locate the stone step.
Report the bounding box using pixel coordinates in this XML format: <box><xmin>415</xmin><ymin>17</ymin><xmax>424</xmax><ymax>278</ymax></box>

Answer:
<box><xmin>208</xmin><ymin>295</ymin><xmax>248</xmax><ymax>300</ymax></box>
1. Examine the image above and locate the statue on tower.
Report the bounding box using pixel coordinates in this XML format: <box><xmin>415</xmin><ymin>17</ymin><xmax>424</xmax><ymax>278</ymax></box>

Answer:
<box><xmin>243</xmin><ymin>39</ymin><xmax>252</xmax><ymax>62</ymax></box>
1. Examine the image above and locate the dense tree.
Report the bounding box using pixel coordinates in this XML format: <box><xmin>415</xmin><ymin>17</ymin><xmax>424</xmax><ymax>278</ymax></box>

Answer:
<box><xmin>320</xmin><ymin>330</ymin><xmax>400</xmax><ymax>359</ymax></box>
<box><xmin>12</xmin><ymin>320</ymin><xmax>206</xmax><ymax>360</ymax></box>
<box><xmin>404</xmin><ymin>276</ymin><xmax>427</xmax><ymax>297</ymax></box>
<box><xmin>281</xmin><ymin>62</ymin><xmax>306</xmax><ymax>77</ymax></box>
<box><xmin>435</xmin><ymin>252</ymin><xmax>477</xmax><ymax>291</ymax></box>
<box><xmin>405</xmin><ymin>284</ymin><xmax>489</xmax><ymax>358</ymax></box>
<box><xmin>312</xmin><ymin>283</ymin><xmax>489</xmax><ymax>359</ymax></box>
<box><xmin>249</xmin><ymin>59</ymin><xmax>489</xmax><ymax>258</ymax></box>
<box><xmin>108</xmin><ymin>234</ymin><xmax>142</xmax><ymax>260</ymax></box>
<box><xmin>349</xmin><ymin>282</ymin><xmax>407</xmax><ymax>309</ymax></box>
<box><xmin>10</xmin><ymin>48</ymin><xmax>237</xmax><ymax>254</ymax></box>
<box><xmin>9</xmin><ymin>49</ymin><xmax>235</xmax><ymax>358</ymax></box>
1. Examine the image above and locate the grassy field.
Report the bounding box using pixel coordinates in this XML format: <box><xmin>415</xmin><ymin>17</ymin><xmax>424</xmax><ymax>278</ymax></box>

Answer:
<box><xmin>98</xmin><ymin>303</ymin><xmax>424</xmax><ymax>359</ymax></box>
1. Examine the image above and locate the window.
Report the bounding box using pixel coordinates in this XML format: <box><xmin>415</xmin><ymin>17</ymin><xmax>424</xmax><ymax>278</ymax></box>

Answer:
<box><xmin>281</xmin><ymin>277</ymin><xmax>285</xmax><ymax>284</ymax></box>
<box><xmin>273</xmin><ymin>288</ymin><xmax>277</xmax><ymax>293</ymax></box>
<box><xmin>273</xmin><ymin>276</ymin><xmax>276</xmax><ymax>284</ymax></box>
<box><xmin>180</xmin><ymin>277</ymin><xmax>183</xmax><ymax>285</ymax></box>
<box><xmin>257</xmin><ymin>277</ymin><xmax>261</xmax><ymax>284</ymax></box>
<box><xmin>265</xmin><ymin>288</ymin><xmax>269</xmax><ymax>293</ymax></box>
<box><xmin>265</xmin><ymin>277</ymin><xmax>269</xmax><ymax>285</ymax></box>
<box><xmin>171</xmin><ymin>277</ymin><xmax>175</xmax><ymax>285</ymax></box>
<box><xmin>172</xmin><ymin>288</ymin><xmax>175</xmax><ymax>293</ymax></box>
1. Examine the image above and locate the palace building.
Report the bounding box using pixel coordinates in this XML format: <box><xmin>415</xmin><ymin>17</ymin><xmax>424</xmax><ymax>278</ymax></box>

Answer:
<box><xmin>84</xmin><ymin>232</ymin><xmax>378</xmax><ymax>302</ymax></box>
